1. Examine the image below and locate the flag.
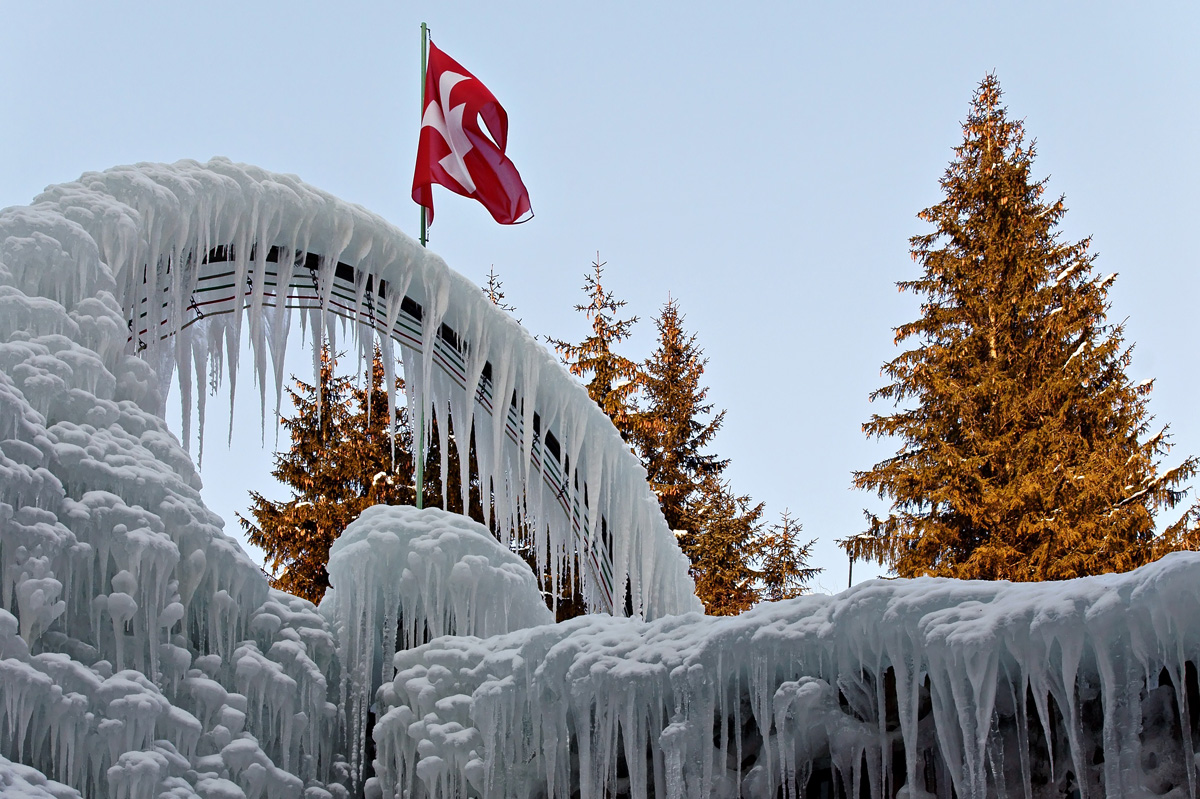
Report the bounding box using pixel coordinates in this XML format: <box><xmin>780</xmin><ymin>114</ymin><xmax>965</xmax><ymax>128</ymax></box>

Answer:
<box><xmin>412</xmin><ymin>42</ymin><xmax>532</xmax><ymax>226</ymax></box>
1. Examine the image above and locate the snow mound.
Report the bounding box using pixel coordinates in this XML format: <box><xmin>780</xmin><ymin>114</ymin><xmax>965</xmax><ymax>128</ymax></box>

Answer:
<box><xmin>374</xmin><ymin>553</ymin><xmax>1200</xmax><ymax>799</ymax></box>
<box><xmin>323</xmin><ymin>505</ymin><xmax>552</xmax><ymax>783</ymax></box>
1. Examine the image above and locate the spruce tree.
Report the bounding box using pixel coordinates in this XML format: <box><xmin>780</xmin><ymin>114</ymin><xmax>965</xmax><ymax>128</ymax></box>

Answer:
<box><xmin>684</xmin><ymin>477</ymin><xmax>763</xmax><ymax>615</ymax></box>
<box><xmin>483</xmin><ymin>265</ymin><xmax>520</xmax><ymax>322</ymax></box>
<box><xmin>633</xmin><ymin>297</ymin><xmax>727</xmax><ymax>535</ymax></box>
<box><xmin>547</xmin><ymin>254</ymin><xmax>642</xmax><ymax>442</ymax></box>
<box><xmin>852</xmin><ymin>74</ymin><xmax>1196</xmax><ymax>581</ymax></box>
<box><xmin>759</xmin><ymin>509</ymin><xmax>821</xmax><ymax>601</ymax></box>
<box><xmin>239</xmin><ymin>345</ymin><xmax>415</xmax><ymax>602</ymax></box>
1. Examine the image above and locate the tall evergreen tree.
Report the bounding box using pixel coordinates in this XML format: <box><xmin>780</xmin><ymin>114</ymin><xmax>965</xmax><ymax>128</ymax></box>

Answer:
<box><xmin>633</xmin><ymin>297</ymin><xmax>727</xmax><ymax>535</ymax></box>
<box><xmin>684</xmin><ymin>477</ymin><xmax>763</xmax><ymax>615</ymax></box>
<box><xmin>852</xmin><ymin>75</ymin><xmax>1196</xmax><ymax>581</ymax></box>
<box><xmin>239</xmin><ymin>345</ymin><xmax>415</xmax><ymax>602</ymax></box>
<box><xmin>759</xmin><ymin>509</ymin><xmax>821</xmax><ymax>601</ymax></box>
<box><xmin>547</xmin><ymin>254</ymin><xmax>642</xmax><ymax>442</ymax></box>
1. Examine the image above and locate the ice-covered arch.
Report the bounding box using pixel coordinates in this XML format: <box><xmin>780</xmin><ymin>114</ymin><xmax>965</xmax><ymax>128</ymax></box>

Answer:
<box><xmin>11</xmin><ymin>158</ymin><xmax>700</xmax><ymax>619</ymax></box>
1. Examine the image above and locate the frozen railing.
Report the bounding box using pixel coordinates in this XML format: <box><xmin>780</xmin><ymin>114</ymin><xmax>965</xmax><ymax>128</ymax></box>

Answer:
<box><xmin>39</xmin><ymin>158</ymin><xmax>700</xmax><ymax>621</ymax></box>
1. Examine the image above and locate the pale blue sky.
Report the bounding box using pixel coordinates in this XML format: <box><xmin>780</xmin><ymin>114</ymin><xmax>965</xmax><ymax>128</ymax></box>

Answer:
<box><xmin>3</xmin><ymin>3</ymin><xmax>1198</xmax><ymax>592</ymax></box>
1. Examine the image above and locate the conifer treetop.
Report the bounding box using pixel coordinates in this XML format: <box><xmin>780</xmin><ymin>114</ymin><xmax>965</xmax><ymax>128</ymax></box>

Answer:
<box><xmin>546</xmin><ymin>254</ymin><xmax>642</xmax><ymax>440</ymax></box>
<box><xmin>483</xmin><ymin>265</ymin><xmax>520</xmax><ymax>321</ymax></box>
<box><xmin>684</xmin><ymin>476</ymin><xmax>764</xmax><ymax>616</ymax></box>
<box><xmin>635</xmin><ymin>296</ymin><xmax>728</xmax><ymax>534</ymax></box>
<box><xmin>759</xmin><ymin>508</ymin><xmax>821</xmax><ymax>602</ymax></box>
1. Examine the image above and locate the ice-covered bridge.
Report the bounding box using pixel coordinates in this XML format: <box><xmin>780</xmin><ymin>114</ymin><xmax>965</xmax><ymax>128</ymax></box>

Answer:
<box><xmin>39</xmin><ymin>158</ymin><xmax>700</xmax><ymax>619</ymax></box>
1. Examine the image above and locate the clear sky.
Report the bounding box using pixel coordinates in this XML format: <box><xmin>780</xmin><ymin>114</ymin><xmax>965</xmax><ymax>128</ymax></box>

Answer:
<box><xmin>3</xmin><ymin>2</ymin><xmax>1198</xmax><ymax>593</ymax></box>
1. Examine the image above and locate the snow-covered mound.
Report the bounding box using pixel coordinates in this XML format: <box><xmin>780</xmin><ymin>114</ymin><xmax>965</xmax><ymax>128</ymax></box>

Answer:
<box><xmin>323</xmin><ymin>505</ymin><xmax>553</xmax><ymax>785</ymax></box>
<box><xmin>0</xmin><ymin>753</ymin><xmax>82</xmax><ymax>799</ymax></box>
<box><xmin>374</xmin><ymin>553</ymin><xmax>1200</xmax><ymax>799</ymax></box>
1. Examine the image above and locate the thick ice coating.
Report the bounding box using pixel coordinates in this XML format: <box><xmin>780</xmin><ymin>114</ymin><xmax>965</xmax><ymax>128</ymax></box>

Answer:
<box><xmin>374</xmin><ymin>552</ymin><xmax>1200</xmax><ymax>799</ymax></box>
<box><xmin>0</xmin><ymin>158</ymin><xmax>691</xmax><ymax>799</ymax></box>
<box><xmin>323</xmin><ymin>505</ymin><xmax>553</xmax><ymax>784</ymax></box>
<box><xmin>17</xmin><ymin>157</ymin><xmax>697</xmax><ymax>620</ymax></box>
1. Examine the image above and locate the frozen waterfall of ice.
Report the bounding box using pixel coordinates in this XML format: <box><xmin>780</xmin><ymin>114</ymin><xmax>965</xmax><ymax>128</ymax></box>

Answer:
<box><xmin>2</xmin><ymin>158</ymin><xmax>1199</xmax><ymax>799</ymax></box>
<box><xmin>0</xmin><ymin>157</ymin><xmax>691</xmax><ymax>799</ymax></box>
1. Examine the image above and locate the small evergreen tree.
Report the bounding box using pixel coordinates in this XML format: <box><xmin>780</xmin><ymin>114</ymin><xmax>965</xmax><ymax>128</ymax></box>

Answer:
<box><xmin>852</xmin><ymin>74</ymin><xmax>1196</xmax><ymax>581</ymax></box>
<box><xmin>634</xmin><ymin>297</ymin><xmax>727</xmax><ymax>535</ymax></box>
<box><xmin>483</xmin><ymin>265</ymin><xmax>520</xmax><ymax>322</ymax></box>
<box><xmin>684</xmin><ymin>477</ymin><xmax>763</xmax><ymax>615</ymax></box>
<box><xmin>759</xmin><ymin>509</ymin><xmax>821</xmax><ymax>601</ymax></box>
<box><xmin>239</xmin><ymin>345</ymin><xmax>414</xmax><ymax>602</ymax></box>
<box><xmin>547</xmin><ymin>254</ymin><xmax>642</xmax><ymax>441</ymax></box>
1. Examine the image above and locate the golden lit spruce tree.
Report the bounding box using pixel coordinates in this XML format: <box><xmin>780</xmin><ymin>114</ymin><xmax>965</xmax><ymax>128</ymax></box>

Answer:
<box><xmin>759</xmin><ymin>509</ymin><xmax>821</xmax><ymax>601</ymax></box>
<box><xmin>686</xmin><ymin>475</ymin><xmax>764</xmax><ymax>615</ymax></box>
<box><xmin>239</xmin><ymin>345</ymin><xmax>417</xmax><ymax>603</ymax></box>
<box><xmin>850</xmin><ymin>75</ymin><xmax>1196</xmax><ymax>581</ymax></box>
<box><xmin>547</xmin><ymin>254</ymin><xmax>643</xmax><ymax>442</ymax></box>
<box><xmin>635</xmin><ymin>297</ymin><xmax>789</xmax><ymax>612</ymax></box>
<box><xmin>633</xmin><ymin>297</ymin><xmax>727</xmax><ymax>535</ymax></box>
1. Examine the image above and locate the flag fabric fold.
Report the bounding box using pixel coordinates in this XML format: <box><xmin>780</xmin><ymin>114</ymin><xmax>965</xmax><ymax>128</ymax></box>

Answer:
<box><xmin>412</xmin><ymin>41</ymin><xmax>532</xmax><ymax>226</ymax></box>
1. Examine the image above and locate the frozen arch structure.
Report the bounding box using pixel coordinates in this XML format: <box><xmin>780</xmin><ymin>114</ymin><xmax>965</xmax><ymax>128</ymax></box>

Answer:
<box><xmin>48</xmin><ymin>158</ymin><xmax>698</xmax><ymax>620</ymax></box>
<box><xmin>2</xmin><ymin>159</ymin><xmax>1200</xmax><ymax>799</ymax></box>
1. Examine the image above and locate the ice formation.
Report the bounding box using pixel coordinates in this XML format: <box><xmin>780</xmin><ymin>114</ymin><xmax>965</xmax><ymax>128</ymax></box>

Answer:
<box><xmin>2</xmin><ymin>158</ymin><xmax>1198</xmax><ymax>799</ymax></box>
<box><xmin>323</xmin><ymin>505</ymin><xmax>553</xmax><ymax>785</ymax></box>
<box><xmin>375</xmin><ymin>553</ymin><xmax>1200</xmax><ymax>799</ymax></box>
<box><xmin>26</xmin><ymin>158</ymin><xmax>695</xmax><ymax>620</ymax></box>
<box><xmin>0</xmin><ymin>158</ymin><xmax>691</xmax><ymax>799</ymax></box>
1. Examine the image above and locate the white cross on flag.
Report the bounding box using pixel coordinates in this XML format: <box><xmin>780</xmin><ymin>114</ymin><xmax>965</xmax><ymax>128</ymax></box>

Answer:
<box><xmin>412</xmin><ymin>41</ymin><xmax>532</xmax><ymax>227</ymax></box>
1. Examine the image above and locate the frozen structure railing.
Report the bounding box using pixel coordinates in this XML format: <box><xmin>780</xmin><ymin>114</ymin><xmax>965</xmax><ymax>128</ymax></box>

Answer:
<box><xmin>53</xmin><ymin>158</ymin><xmax>700</xmax><ymax>621</ymax></box>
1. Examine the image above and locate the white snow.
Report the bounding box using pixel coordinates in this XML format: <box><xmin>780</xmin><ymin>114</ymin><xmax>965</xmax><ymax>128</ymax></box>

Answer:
<box><xmin>0</xmin><ymin>752</ymin><xmax>82</xmax><ymax>799</ymax></box>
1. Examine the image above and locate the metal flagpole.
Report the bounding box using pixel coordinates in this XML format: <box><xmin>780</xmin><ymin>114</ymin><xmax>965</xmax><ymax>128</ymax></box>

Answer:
<box><xmin>419</xmin><ymin>22</ymin><xmax>429</xmax><ymax>248</ymax></box>
<box><xmin>415</xmin><ymin>21</ymin><xmax>428</xmax><ymax>509</ymax></box>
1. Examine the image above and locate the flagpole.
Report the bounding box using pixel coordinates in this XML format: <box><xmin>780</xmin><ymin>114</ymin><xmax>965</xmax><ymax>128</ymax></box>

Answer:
<box><xmin>419</xmin><ymin>22</ymin><xmax>429</xmax><ymax>249</ymax></box>
<box><xmin>415</xmin><ymin>21</ymin><xmax>428</xmax><ymax>509</ymax></box>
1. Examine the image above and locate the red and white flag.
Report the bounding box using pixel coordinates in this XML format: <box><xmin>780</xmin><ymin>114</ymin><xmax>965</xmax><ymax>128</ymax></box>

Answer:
<box><xmin>412</xmin><ymin>42</ymin><xmax>532</xmax><ymax>227</ymax></box>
